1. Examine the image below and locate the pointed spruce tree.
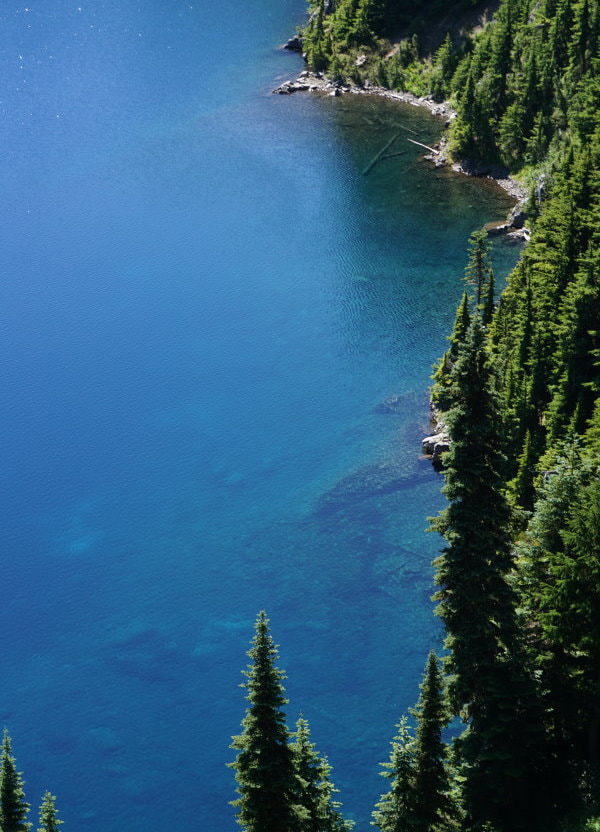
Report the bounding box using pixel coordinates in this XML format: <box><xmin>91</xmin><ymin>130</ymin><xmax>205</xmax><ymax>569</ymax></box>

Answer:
<box><xmin>508</xmin><ymin>428</ymin><xmax>537</xmax><ymax>511</ymax></box>
<box><xmin>482</xmin><ymin>268</ymin><xmax>495</xmax><ymax>326</ymax></box>
<box><xmin>372</xmin><ymin>717</ymin><xmax>416</xmax><ymax>832</ymax></box>
<box><xmin>291</xmin><ymin>717</ymin><xmax>352</xmax><ymax>832</ymax></box>
<box><xmin>37</xmin><ymin>793</ymin><xmax>62</xmax><ymax>832</ymax></box>
<box><xmin>230</xmin><ymin>611</ymin><xmax>300</xmax><ymax>832</ymax></box>
<box><xmin>433</xmin><ymin>316</ymin><xmax>548</xmax><ymax>832</ymax></box>
<box><xmin>432</xmin><ymin>292</ymin><xmax>471</xmax><ymax>412</ymax></box>
<box><xmin>0</xmin><ymin>731</ymin><xmax>31</xmax><ymax>832</ymax></box>
<box><xmin>464</xmin><ymin>230</ymin><xmax>494</xmax><ymax>309</ymax></box>
<box><xmin>411</xmin><ymin>653</ymin><xmax>455</xmax><ymax>832</ymax></box>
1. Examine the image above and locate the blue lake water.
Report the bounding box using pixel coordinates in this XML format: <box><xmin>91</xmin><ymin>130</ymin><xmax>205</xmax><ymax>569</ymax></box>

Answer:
<box><xmin>0</xmin><ymin>2</ymin><xmax>521</xmax><ymax>829</ymax></box>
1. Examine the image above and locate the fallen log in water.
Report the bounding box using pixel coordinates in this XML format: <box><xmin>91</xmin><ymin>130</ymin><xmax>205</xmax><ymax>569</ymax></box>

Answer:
<box><xmin>380</xmin><ymin>150</ymin><xmax>408</xmax><ymax>161</ymax></box>
<box><xmin>407</xmin><ymin>138</ymin><xmax>439</xmax><ymax>154</ymax></box>
<box><xmin>363</xmin><ymin>132</ymin><xmax>400</xmax><ymax>175</ymax></box>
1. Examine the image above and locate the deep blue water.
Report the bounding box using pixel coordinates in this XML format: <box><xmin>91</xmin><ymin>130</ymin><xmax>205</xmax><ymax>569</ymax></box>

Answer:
<box><xmin>0</xmin><ymin>2</ymin><xmax>521</xmax><ymax>829</ymax></box>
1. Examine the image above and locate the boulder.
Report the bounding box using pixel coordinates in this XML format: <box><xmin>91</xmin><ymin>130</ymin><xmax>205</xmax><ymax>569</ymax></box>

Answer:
<box><xmin>485</xmin><ymin>219</ymin><xmax>512</xmax><ymax>236</ymax></box>
<box><xmin>432</xmin><ymin>439</ymin><xmax>450</xmax><ymax>461</ymax></box>
<box><xmin>506</xmin><ymin>227</ymin><xmax>531</xmax><ymax>243</ymax></box>
<box><xmin>422</xmin><ymin>432</ymin><xmax>448</xmax><ymax>455</ymax></box>
<box><xmin>284</xmin><ymin>35</ymin><xmax>303</xmax><ymax>51</ymax></box>
<box><xmin>273</xmin><ymin>81</ymin><xmax>309</xmax><ymax>94</ymax></box>
<box><xmin>510</xmin><ymin>206</ymin><xmax>528</xmax><ymax>228</ymax></box>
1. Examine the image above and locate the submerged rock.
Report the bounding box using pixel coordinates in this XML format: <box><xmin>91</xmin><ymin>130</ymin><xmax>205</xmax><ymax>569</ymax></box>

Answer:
<box><xmin>374</xmin><ymin>394</ymin><xmax>406</xmax><ymax>414</ymax></box>
<box><xmin>316</xmin><ymin>462</ymin><xmax>436</xmax><ymax>515</ymax></box>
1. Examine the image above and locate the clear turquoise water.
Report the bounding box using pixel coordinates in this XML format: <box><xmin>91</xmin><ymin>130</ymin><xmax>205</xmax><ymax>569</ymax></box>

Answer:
<box><xmin>0</xmin><ymin>2</ymin><xmax>521</xmax><ymax>829</ymax></box>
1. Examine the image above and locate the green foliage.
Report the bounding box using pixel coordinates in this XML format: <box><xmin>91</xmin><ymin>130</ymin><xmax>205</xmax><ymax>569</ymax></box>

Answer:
<box><xmin>433</xmin><ymin>316</ymin><xmax>516</xmax><ymax>701</ymax></box>
<box><xmin>433</xmin><ymin>317</ymin><xmax>548</xmax><ymax>831</ymax></box>
<box><xmin>410</xmin><ymin>653</ymin><xmax>456</xmax><ymax>832</ymax></box>
<box><xmin>372</xmin><ymin>717</ymin><xmax>416</xmax><ymax>832</ymax></box>
<box><xmin>291</xmin><ymin>718</ymin><xmax>353</xmax><ymax>832</ymax></box>
<box><xmin>431</xmin><ymin>291</ymin><xmax>471</xmax><ymax>412</ymax></box>
<box><xmin>37</xmin><ymin>794</ymin><xmax>62</xmax><ymax>832</ymax></box>
<box><xmin>0</xmin><ymin>731</ymin><xmax>31</xmax><ymax>832</ymax></box>
<box><xmin>508</xmin><ymin>428</ymin><xmax>536</xmax><ymax>510</ymax></box>
<box><xmin>514</xmin><ymin>445</ymin><xmax>600</xmax><ymax>812</ymax></box>
<box><xmin>230</xmin><ymin>611</ymin><xmax>301</xmax><ymax>832</ymax></box>
<box><xmin>464</xmin><ymin>230</ymin><xmax>494</xmax><ymax>309</ymax></box>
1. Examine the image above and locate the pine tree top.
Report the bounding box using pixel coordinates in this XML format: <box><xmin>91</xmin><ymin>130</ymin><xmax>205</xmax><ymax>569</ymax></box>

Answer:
<box><xmin>37</xmin><ymin>793</ymin><xmax>62</xmax><ymax>832</ymax></box>
<box><xmin>0</xmin><ymin>730</ymin><xmax>31</xmax><ymax>832</ymax></box>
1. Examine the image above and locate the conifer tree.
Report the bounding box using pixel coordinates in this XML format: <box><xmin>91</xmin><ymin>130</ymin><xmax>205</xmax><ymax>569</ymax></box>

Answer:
<box><xmin>230</xmin><ymin>612</ymin><xmax>301</xmax><ymax>832</ymax></box>
<box><xmin>37</xmin><ymin>793</ymin><xmax>62</xmax><ymax>832</ymax></box>
<box><xmin>352</xmin><ymin>0</ymin><xmax>383</xmax><ymax>46</ymax></box>
<box><xmin>482</xmin><ymin>269</ymin><xmax>495</xmax><ymax>326</ymax></box>
<box><xmin>431</xmin><ymin>292</ymin><xmax>471</xmax><ymax>412</ymax></box>
<box><xmin>514</xmin><ymin>443</ymin><xmax>599</xmax><ymax>807</ymax></box>
<box><xmin>540</xmin><ymin>476</ymin><xmax>600</xmax><ymax>771</ymax></box>
<box><xmin>433</xmin><ymin>317</ymin><xmax>548</xmax><ymax>831</ymax></box>
<box><xmin>487</xmin><ymin>0</ymin><xmax>514</xmax><ymax>110</ymax></box>
<box><xmin>304</xmin><ymin>0</ymin><xmax>330</xmax><ymax>71</ymax></box>
<box><xmin>509</xmin><ymin>429</ymin><xmax>537</xmax><ymax>510</ymax></box>
<box><xmin>291</xmin><ymin>717</ymin><xmax>352</xmax><ymax>832</ymax></box>
<box><xmin>449</xmin><ymin>292</ymin><xmax>471</xmax><ymax>352</ymax></box>
<box><xmin>372</xmin><ymin>717</ymin><xmax>416</xmax><ymax>832</ymax></box>
<box><xmin>411</xmin><ymin>653</ymin><xmax>454</xmax><ymax>832</ymax></box>
<box><xmin>0</xmin><ymin>731</ymin><xmax>31</xmax><ymax>832</ymax></box>
<box><xmin>464</xmin><ymin>231</ymin><xmax>494</xmax><ymax>309</ymax></box>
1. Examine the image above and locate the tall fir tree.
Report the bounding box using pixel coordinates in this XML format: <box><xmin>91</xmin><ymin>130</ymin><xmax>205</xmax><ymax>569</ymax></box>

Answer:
<box><xmin>433</xmin><ymin>317</ymin><xmax>548</xmax><ymax>831</ymax></box>
<box><xmin>431</xmin><ymin>292</ymin><xmax>471</xmax><ymax>412</ymax></box>
<box><xmin>372</xmin><ymin>717</ymin><xmax>416</xmax><ymax>832</ymax></box>
<box><xmin>291</xmin><ymin>717</ymin><xmax>352</xmax><ymax>832</ymax></box>
<box><xmin>464</xmin><ymin>231</ymin><xmax>494</xmax><ymax>309</ymax></box>
<box><xmin>230</xmin><ymin>612</ymin><xmax>301</xmax><ymax>832</ymax></box>
<box><xmin>540</xmin><ymin>476</ymin><xmax>600</xmax><ymax>775</ymax></box>
<box><xmin>411</xmin><ymin>653</ymin><xmax>455</xmax><ymax>832</ymax></box>
<box><xmin>37</xmin><ymin>794</ymin><xmax>62</xmax><ymax>832</ymax></box>
<box><xmin>0</xmin><ymin>731</ymin><xmax>31</xmax><ymax>832</ymax></box>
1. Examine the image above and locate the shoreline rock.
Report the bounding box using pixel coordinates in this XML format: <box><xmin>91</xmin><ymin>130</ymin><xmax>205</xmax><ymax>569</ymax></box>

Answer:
<box><xmin>421</xmin><ymin>402</ymin><xmax>450</xmax><ymax>467</ymax></box>
<box><xmin>283</xmin><ymin>34</ymin><xmax>303</xmax><ymax>51</ymax></box>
